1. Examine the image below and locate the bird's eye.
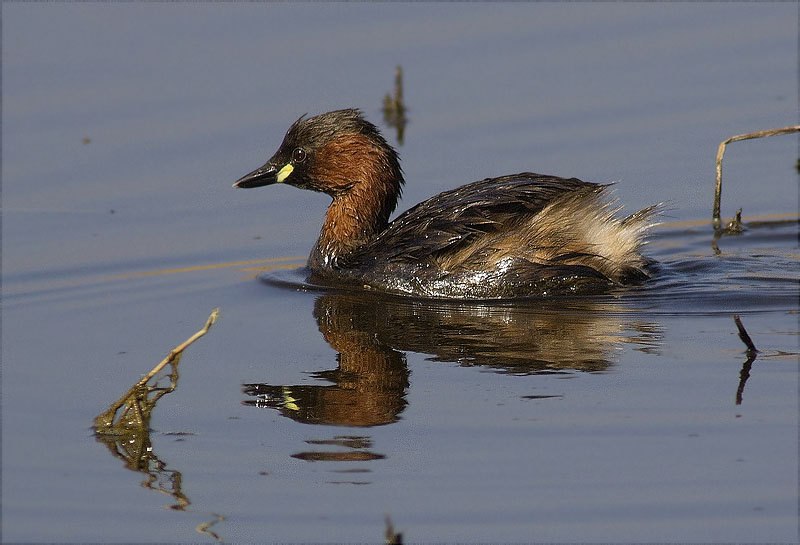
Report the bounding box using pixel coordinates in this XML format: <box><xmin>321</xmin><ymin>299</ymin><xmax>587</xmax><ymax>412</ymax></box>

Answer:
<box><xmin>292</xmin><ymin>147</ymin><xmax>307</xmax><ymax>164</ymax></box>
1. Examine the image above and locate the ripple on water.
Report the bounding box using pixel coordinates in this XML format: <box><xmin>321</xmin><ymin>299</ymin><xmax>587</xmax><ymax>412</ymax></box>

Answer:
<box><xmin>627</xmin><ymin>219</ymin><xmax>798</xmax><ymax>315</ymax></box>
<box><xmin>257</xmin><ymin>219</ymin><xmax>797</xmax><ymax>316</ymax></box>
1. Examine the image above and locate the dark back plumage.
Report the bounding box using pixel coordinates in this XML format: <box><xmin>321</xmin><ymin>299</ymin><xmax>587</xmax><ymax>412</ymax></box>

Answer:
<box><xmin>367</xmin><ymin>173</ymin><xmax>597</xmax><ymax>262</ymax></box>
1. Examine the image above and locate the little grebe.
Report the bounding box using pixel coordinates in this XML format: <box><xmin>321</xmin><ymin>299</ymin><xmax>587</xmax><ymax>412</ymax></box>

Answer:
<box><xmin>233</xmin><ymin>109</ymin><xmax>657</xmax><ymax>298</ymax></box>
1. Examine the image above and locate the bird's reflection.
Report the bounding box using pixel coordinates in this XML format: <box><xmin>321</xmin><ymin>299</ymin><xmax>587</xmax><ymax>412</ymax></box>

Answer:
<box><xmin>243</xmin><ymin>292</ymin><xmax>662</xmax><ymax>430</ymax></box>
<box><xmin>244</xmin><ymin>294</ymin><xmax>410</xmax><ymax>427</ymax></box>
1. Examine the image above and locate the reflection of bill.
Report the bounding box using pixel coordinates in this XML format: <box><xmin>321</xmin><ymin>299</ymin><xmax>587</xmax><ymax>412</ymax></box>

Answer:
<box><xmin>243</xmin><ymin>293</ymin><xmax>663</xmax><ymax>428</ymax></box>
<box><xmin>243</xmin><ymin>295</ymin><xmax>409</xmax><ymax>427</ymax></box>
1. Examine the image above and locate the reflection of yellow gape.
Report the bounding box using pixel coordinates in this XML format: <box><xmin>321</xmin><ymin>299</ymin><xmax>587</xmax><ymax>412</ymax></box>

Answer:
<box><xmin>243</xmin><ymin>292</ymin><xmax>664</xmax><ymax>430</ymax></box>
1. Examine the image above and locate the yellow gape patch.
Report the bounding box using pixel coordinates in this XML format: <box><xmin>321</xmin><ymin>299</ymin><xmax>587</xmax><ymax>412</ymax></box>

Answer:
<box><xmin>276</xmin><ymin>163</ymin><xmax>294</xmax><ymax>183</ymax></box>
<box><xmin>282</xmin><ymin>387</ymin><xmax>299</xmax><ymax>411</ymax></box>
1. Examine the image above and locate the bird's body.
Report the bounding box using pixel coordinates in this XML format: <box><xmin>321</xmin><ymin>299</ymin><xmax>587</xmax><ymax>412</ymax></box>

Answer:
<box><xmin>234</xmin><ymin>109</ymin><xmax>657</xmax><ymax>298</ymax></box>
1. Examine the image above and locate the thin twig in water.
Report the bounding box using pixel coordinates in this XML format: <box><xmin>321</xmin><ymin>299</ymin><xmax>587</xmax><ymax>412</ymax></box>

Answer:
<box><xmin>733</xmin><ymin>314</ymin><xmax>758</xmax><ymax>354</ymax></box>
<box><xmin>385</xmin><ymin>515</ymin><xmax>403</xmax><ymax>544</ymax></box>
<box><xmin>98</xmin><ymin>308</ymin><xmax>220</xmax><ymax>425</ymax></box>
<box><xmin>733</xmin><ymin>314</ymin><xmax>758</xmax><ymax>406</ymax></box>
<box><xmin>138</xmin><ymin>308</ymin><xmax>219</xmax><ymax>384</ymax></box>
<box><xmin>736</xmin><ymin>352</ymin><xmax>757</xmax><ymax>406</ymax></box>
<box><xmin>713</xmin><ymin>125</ymin><xmax>800</xmax><ymax>229</ymax></box>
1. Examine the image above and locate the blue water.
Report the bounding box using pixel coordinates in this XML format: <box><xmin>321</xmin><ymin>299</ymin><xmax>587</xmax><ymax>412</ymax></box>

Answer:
<box><xmin>3</xmin><ymin>3</ymin><xmax>797</xmax><ymax>543</ymax></box>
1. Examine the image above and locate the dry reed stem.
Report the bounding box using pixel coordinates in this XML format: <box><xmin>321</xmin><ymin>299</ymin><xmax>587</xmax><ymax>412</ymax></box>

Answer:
<box><xmin>137</xmin><ymin>307</ymin><xmax>219</xmax><ymax>385</ymax></box>
<box><xmin>100</xmin><ymin>308</ymin><xmax>220</xmax><ymax>422</ymax></box>
<box><xmin>713</xmin><ymin>125</ymin><xmax>800</xmax><ymax>228</ymax></box>
<box><xmin>733</xmin><ymin>314</ymin><xmax>758</xmax><ymax>354</ymax></box>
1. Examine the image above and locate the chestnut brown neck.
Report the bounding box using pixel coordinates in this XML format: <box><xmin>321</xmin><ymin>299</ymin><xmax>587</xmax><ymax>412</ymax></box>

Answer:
<box><xmin>308</xmin><ymin>133</ymin><xmax>403</xmax><ymax>269</ymax></box>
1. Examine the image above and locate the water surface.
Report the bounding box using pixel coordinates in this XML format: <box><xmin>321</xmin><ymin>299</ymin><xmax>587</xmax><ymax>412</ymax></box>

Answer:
<box><xmin>3</xmin><ymin>3</ymin><xmax>798</xmax><ymax>543</ymax></box>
